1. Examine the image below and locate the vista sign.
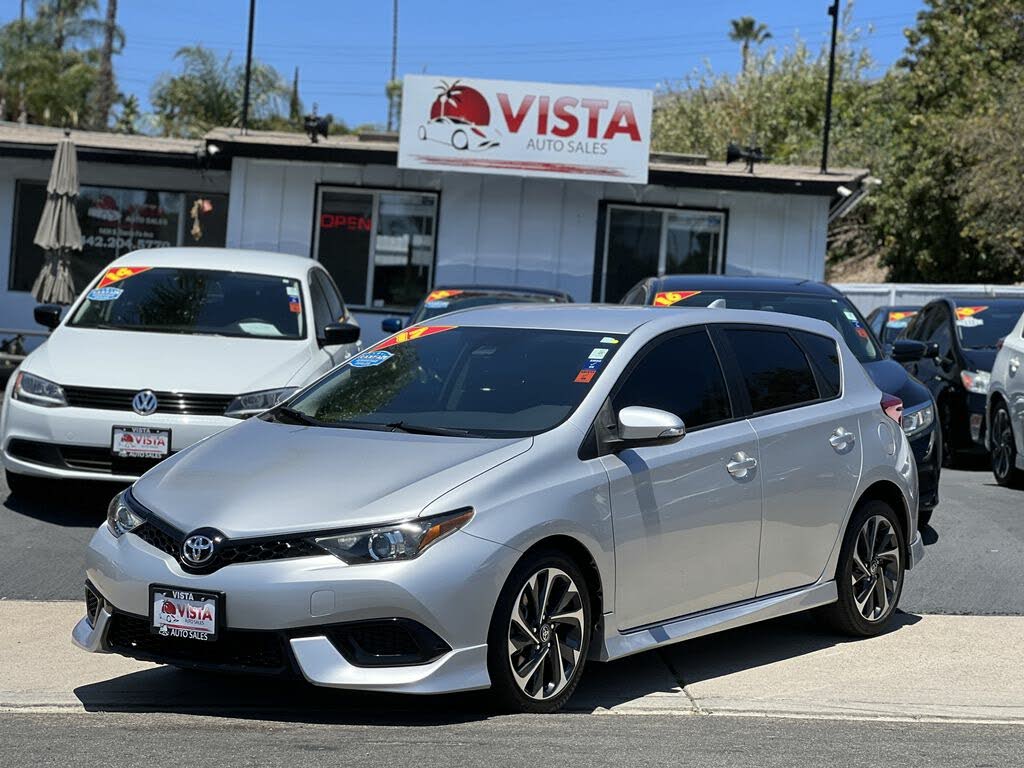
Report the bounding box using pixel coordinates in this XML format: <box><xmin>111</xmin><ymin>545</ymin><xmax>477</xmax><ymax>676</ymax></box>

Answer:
<box><xmin>398</xmin><ymin>75</ymin><xmax>652</xmax><ymax>183</ymax></box>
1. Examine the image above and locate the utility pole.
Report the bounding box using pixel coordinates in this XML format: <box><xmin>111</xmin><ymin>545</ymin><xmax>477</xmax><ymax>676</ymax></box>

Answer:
<box><xmin>820</xmin><ymin>0</ymin><xmax>840</xmax><ymax>173</ymax></box>
<box><xmin>386</xmin><ymin>0</ymin><xmax>399</xmax><ymax>131</ymax></box>
<box><xmin>17</xmin><ymin>0</ymin><xmax>27</xmax><ymax>124</ymax></box>
<box><xmin>241</xmin><ymin>0</ymin><xmax>256</xmax><ymax>134</ymax></box>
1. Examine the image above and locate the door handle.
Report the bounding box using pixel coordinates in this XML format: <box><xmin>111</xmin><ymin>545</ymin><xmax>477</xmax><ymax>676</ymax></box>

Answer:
<box><xmin>726</xmin><ymin>452</ymin><xmax>758</xmax><ymax>478</ymax></box>
<box><xmin>1010</xmin><ymin>357</ymin><xmax>1020</xmax><ymax>376</ymax></box>
<box><xmin>829</xmin><ymin>427</ymin><xmax>856</xmax><ymax>450</ymax></box>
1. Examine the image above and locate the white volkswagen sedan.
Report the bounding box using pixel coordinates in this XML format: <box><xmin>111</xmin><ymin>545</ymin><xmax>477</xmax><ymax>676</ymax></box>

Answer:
<box><xmin>2</xmin><ymin>248</ymin><xmax>360</xmax><ymax>493</ymax></box>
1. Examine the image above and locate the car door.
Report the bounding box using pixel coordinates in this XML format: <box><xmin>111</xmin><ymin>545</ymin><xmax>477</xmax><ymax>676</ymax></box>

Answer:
<box><xmin>600</xmin><ymin>327</ymin><xmax>763</xmax><ymax>630</ymax></box>
<box><xmin>714</xmin><ymin>325</ymin><xmax>862</xmax><ymax>596</ymax></box>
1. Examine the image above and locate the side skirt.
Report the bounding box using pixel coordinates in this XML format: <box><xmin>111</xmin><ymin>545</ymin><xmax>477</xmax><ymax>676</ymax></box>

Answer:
<box><xmin>598</xmin><ymin>581</ymin><xmax>838</xmax><ymax>662</ymax></box>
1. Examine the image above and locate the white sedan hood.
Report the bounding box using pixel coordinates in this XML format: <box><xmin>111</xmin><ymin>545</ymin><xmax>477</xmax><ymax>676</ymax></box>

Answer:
<box><xmin>23</xmin><ymin>327</ymin><xmax>313</xmax><ymax>394</ymax></box>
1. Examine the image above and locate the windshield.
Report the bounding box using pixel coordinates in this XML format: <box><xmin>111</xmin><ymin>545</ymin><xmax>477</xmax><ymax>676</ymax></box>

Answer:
<box><xmin>69</xmin><ymin>267</ymin><xmax>306</xmax><ymax>339</ymax></box>
<box><xmin>283</xmin><ymin>325</ymin><xmax>625</xmax><ymax>437</ymax></box>
<box><xmin>410</xmin><ymin>289</ymin><xmax>566</xmax><ymax>324</ymax></box>
<box><xmin>652</xmin><ymin>289</ymin><xmax>880</xmax><ymax>362</ymax></box>
<box><xmin>954</xmin><ymin>302</ymin><xmax>1024</xmax><ymax>349</ymax></box>
<box><xmin>882</xmin><ymin>309</ymin><xmax>918</xmax><ymax>344</ymax></box>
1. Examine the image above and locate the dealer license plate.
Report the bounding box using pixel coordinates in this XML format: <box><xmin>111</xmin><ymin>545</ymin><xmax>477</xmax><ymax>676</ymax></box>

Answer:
<box><xmin>112</xmin><ymin>426</ymin><xmax>171</xmax><ymax>459</ymax></box>
<box><xmin>150</xmin><ymin>586</ymin><xmax>221</xmax><ymax>641</ymax></box>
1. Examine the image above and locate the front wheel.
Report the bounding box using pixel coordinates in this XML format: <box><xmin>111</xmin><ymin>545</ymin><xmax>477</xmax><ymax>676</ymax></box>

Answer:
<box><xmin>487</xmin><ymin>551</ymin><xmax>591</xmax><ymax>713</ymax></box>
<box><xmin>990</xmin><ymin>403</ymin><xmax>1024</xmax><ymax>489</ymax></box>
<box><xmin>819</xmin><ymin>500</ymin><xmax>906</xmax><ymax>637</ymax></box>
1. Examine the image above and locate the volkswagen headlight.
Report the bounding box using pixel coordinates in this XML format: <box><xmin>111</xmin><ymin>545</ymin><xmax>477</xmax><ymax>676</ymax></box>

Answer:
<box><xmin>902</xmin><ymin>403</ymin><xmax>935</xmax><ymax>437</ymax></box>
<box><xmin>960</xmin><ymin>370</ymin><xmax>990</xmax><ymax>394</ymax></box>
<box><xmin>12</xmin><ymin>371</ymin><xmax>67</xmax><ymax>407</ymax></box>
<box><xmin>107</xmin><ymin>490</ymin><xmax>144</xmax><ymax>538</ymax></box>
<box><xmin>224</xmin><ymin>387</ymin><xmax>297</xmax><ymax>418</ymax></box>
<box><xmin>315</xmin><ymin>508</ymin><xmax>474</xmax><ymax>564</ymax></box>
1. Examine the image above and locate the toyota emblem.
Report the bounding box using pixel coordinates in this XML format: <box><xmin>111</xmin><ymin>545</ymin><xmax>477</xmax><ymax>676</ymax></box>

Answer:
<box><xmin>132</xmin><ymin>389</ymin><xmax>159</xmax><ymax>416</ymax></box>
<box><xmin>182</xmin><ymin>534</ymin><xmax>216</xmax><ymax>565</ymax></box>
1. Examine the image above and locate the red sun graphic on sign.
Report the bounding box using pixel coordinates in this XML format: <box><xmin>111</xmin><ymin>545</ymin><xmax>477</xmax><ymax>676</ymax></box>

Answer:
<box><xmin>419</xmin><ymin>79</ymin><xmax>501</xmax><ymax>152</ymax></box>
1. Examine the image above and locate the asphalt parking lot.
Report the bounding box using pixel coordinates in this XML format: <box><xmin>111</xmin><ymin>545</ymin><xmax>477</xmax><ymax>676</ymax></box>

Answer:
<box><xmin>3</xmin><ymin>465</ymin><xmax>1022</xmax><ymax>614</ymax></box>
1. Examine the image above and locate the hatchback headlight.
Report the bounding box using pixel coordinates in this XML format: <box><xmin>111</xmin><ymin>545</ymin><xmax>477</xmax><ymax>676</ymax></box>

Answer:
<box><xmin>902</xmin><ymin>403</ymin><xmax>935</xmax><ymax>437</ymax></box>
<box><xmin>315</xmin><ymin>508</ymin><xmax>474</xmax><ymax>564</ymax></box>
<box><xmin>960</xmin><ymin>370</ymin><xmax>990</xmax><ymax>394</ymax></box>
<box><xmin>107</xmin><ymin>490</ymin><xmax>144</xmax><ymax>538</ymax></box>
<box><xmin>12</xmin><ymin>371</ymin><xmax>67</xmax><ymax>407</ymax></box>
<box><xmin>224</xmin><ymin>387</ymin><xmax>297</xmax><ymax>418</ymax></box>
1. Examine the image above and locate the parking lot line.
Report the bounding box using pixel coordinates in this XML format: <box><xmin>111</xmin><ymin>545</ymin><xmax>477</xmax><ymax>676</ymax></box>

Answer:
<box><xmin>2</xmin><ymin>601</ymin><xmax>1022</xmax><ymax>723</ymax></box>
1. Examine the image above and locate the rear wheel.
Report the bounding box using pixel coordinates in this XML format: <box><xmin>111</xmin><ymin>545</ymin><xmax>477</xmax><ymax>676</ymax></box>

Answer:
<box><xmin>4</xmin><ymin>469</ymin><xmax>44</xmax><ymax>499</ymax></box>
<box><xmin>991</xmin><ymin>403</ymin><xmax>1024</xmax><ymax>489</ymax></box>
<box><xmin>487</xmin><ymin>551</ymin><xmax>591</xmax><ymax>714</ymax></box>
<box><xmin>819</xmin><ymin>500</ymin><xmax>906</xmax><ymax>637</ymax></box>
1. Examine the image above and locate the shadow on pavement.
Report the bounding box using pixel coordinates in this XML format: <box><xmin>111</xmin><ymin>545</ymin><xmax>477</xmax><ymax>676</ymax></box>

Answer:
<box><xmin>664</xmin><ymin>609</ymin><xmax>923</xmax><ymax>686</ymax></box>
<box><xmin>2</xmin><ymin>479</ymin><xmax>125</xmax><ymax>528</ymax></box>
<box><xmin>73</xmin><ymin>610</ymin><xmax>922</xmax><ymax>722</ymax></box>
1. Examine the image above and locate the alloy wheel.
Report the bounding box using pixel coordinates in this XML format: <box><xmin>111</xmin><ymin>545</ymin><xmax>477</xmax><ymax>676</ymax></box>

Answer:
<box><xmin>851</xmin><ymin>515</ymin><xmax>902</xmax><ymax>622</ymax></box>
<box><xmin>992</xmin><ymin>408</ymin><xmax>1015</xmax><ymax>481</ymax></box>
<box><xmin>507</xmin><ymin>567</ymin><xmax>585</xmax><ymax>701</ymax></box>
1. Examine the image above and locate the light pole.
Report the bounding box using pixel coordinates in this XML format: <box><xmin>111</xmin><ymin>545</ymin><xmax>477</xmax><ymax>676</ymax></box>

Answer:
<box><xmin>241</xmin><ymin>0</ymin><xmax>256</xmax><ymax>134</ymax></box>
<box><xmin>821</xmin><ymin>0</ymin><xmax>840</xmax><ymax>173</ymax></box>
<box><xmin>386</xmin><ymin>0</ymin><xmax>399</xmax><ymax>132</ymax></box>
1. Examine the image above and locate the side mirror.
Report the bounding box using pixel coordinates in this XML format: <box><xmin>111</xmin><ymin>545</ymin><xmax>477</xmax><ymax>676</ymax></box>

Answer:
<box><xmin>381</xmin><ymin>317</ymin><xmax>404</xmax><ymax>333</ymax></box>
<box><xmin>34</xmin><ymin>304</ymin><xmax>62</xmax><ymax>330</ymax></box>
<box><xmin>321</xmin><ymin>322</ymin><xmax>360</xmax><ymax>346</ymax></box>
<box><xmin>924</xmin><ymin>341</ymin><xmax>941</xmax><ymax>359</ymax></box>
<box><xmin>890</xmin><ymin>339</ymin><xmax>927</xmax><ymax>363</ymax></box>
<box><xmin>615</xmin><ymin>406</ymin><xmax>686</xmax><ymax>449</ymax></box>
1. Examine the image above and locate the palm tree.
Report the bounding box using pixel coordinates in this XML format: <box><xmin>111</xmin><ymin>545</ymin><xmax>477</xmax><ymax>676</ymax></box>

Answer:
<box><xmin>728</xmin><ymin>16</ymin><xmax>771</xmax><ymax>73</ymax></box>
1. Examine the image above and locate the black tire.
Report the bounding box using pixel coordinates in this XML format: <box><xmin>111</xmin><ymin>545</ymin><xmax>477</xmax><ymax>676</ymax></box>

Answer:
<box><xmin>990</xmin><ymin>402</ymin><xmax>1024</xmax><ymax>489</ymax></box>
<box><xmin>917</xmin><ymin>507</ymin><xmax>933</xmax><ymax>530</ymax></box>
<box><xmin>819</xmin><ymin>500</ymin><xmax>906</xmax><ymax>637</ymax></box>
<box><xmin>4</xmin><ymin>469</ymin><xmax>44</xmax><ymax>499</ymax></box>
<box><xmin>487</xmin><ymin>549</ymin><xmax>592</xmax><ymax>714</ymax></box>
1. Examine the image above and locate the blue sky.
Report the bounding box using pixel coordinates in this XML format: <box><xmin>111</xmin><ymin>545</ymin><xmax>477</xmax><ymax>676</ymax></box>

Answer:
<box><xmin>5</xmin><ymin>0</ymin><xmax>925</xmax><ymax>129</ymax></box>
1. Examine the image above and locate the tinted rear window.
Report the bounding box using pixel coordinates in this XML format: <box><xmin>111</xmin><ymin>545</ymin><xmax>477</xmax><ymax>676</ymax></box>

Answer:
<box><xmin>795</xmin><ymin>331</ymin><xmax>842</xmax><ymax>399</ymax></box>
<box><xmin>953</xmin><ymin>302</ymin><xmax>1024</xmax><ymax>349</ymax></box>
<box><xmin>724</xmin><ymin>329</ymin><xmax>820</xmax><ymax>413</ymax></box>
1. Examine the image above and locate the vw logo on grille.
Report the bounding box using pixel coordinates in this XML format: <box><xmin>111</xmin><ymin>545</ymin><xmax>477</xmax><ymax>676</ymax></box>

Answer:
<box><xmin>132</xmin><ymin>389</ymin><xmax>159</xmax><ymax>416</ymax></box>
<box><xmin>182</xmin><ymin>534</ymin><xmax>216</xmax><ymax>565</ymax></box>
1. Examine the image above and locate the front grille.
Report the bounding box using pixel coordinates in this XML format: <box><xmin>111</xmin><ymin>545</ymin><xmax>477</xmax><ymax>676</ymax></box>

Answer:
<box><xmin>6</xmin><ymin>438</ymin><xmax>171</xmax><ymax>476</ymax></box>
<box><xmin>130</xmin><ymin>513</ymin><xmax>327</xmax><ymax>573</ymax></box>
<box><xmin>106</xmin><ymin>612</ymin><xmax>292</xmax><ymax>675</ymax></box>
<box><xmin>63</xmin><ymin>385</ymin><xmax>235</xmax><ymax>416</ymax></box>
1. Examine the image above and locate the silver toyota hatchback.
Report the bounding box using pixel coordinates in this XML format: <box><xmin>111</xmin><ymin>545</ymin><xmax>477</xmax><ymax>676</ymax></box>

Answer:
<box><xmin>74</xmin><ymin>305</ymin><xmax>924</xmax><ymax>713</ymax></box>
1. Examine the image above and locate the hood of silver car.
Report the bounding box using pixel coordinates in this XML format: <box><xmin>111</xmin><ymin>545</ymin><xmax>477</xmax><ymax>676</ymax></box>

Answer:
<box><xmin>131</xmin><ymin>417</ymin><xmax>532</xmax><ymax>538</ymax></box>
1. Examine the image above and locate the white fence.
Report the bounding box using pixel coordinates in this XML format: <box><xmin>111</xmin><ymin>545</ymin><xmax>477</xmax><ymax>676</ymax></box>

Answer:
<box><xmin>834</xmin><ymin>283</ymin><xmax>1024</xmax><ymax>314</ymax></box>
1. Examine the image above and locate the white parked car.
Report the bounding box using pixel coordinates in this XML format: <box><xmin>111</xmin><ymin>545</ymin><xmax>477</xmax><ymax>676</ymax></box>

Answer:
<box><xmin>986</xmin><ymin>308</ymin><xmax>1024</xmax><ymax>488</ymax></box>
<box><xmin>2</xmin><ymin>248</ymin><xmax>360</xmax><ymax>493</ymax></box>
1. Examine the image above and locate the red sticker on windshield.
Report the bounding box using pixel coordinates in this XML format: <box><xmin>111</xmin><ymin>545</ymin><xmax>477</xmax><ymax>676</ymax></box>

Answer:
<box><xmin>97</xmin><ymin>266</ymin><xmax>152</xmax><ymax>288</ymax></box>
<box><xmin>653</xmin><ymin>290</ymin><xmax>701</xmax><ymax>307</ymax></box>
<box><xmin>374</xmin><ymin>325</ymin><xmax>456</xmax><ymax>349</ymax></box>
<box><xmin>955</xmin><ymin>306</ymin><xmax>988</xmax><ymax>319</ymax></box>
<box><xmin>574</xmin><ymin>370</ymin><xmax>595</xmax><ymax>383</ymax></box>
<box><xmin>425</xmin><ymin>289</ymin><xmax>463</xmax><ymax>303</ymax></box>
<box><xmin>888</xmin><ymin>310</ymin><xmax>917</xmax><ymax>323</ymax></box>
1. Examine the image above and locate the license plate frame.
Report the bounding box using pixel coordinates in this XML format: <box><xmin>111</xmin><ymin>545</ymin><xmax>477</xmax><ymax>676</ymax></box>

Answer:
<box><xmin>111</xmin><ymin>425</ymin><xmax>171</xmax><ymax>459</ymax></box>
<box><xmin>149</xmin><ymin>585</ymin><xmax>223</xmax><ymax>642</ymax></box>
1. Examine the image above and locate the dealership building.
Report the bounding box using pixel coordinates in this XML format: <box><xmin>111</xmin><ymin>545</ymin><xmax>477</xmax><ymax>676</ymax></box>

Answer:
<box><xmin>1</xmin><ymin>81</ymin><xmax>866</xmax><ymax>344</ymax></box>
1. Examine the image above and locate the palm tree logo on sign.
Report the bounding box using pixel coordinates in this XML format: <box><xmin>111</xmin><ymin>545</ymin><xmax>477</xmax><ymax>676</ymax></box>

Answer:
<box><xmin>417</xmin><ymin>79</ymin><xmax>501</xmax><ymax>152</ymax></box>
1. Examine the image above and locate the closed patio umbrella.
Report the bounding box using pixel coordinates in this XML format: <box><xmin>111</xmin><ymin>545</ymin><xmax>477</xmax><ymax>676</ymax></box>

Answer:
<box><xmin>31</xmin><ymin>133</ymin><xmax>82</xmax><ymax>305</ymax></box>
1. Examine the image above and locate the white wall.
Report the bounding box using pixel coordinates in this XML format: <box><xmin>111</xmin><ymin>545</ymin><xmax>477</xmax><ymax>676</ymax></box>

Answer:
<box><xmin>227</xmin><ymin>157</ymin><xmax>831</xmax><ymax>309</ymax></box>
<box><xmin>0</xmin><ymin>156</ymin><xmax>229</xmax><ymax>334</ymax></box>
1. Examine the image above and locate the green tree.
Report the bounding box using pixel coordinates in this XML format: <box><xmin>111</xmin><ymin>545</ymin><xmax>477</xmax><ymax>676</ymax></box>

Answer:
<box><xmin>728</xmin><ymin>16</ymin><xmax>771</xmax><ymax>73</ymax></box>
<box><xmin>151</xmin><ymin>45</ymin><xmax>290</xmax><ymax>138</ymax></box>
<box><xmin>112</xmin><ymin>92</ymin><xmax>139</xmax><ymax>133</ymax></box>
<box><xmin>90</xmin><ymin>0</ymin><xmax>124</xmax><ymax>129</ymax></box>
<box><xmin>0</xmin><ymin>0</ymin><xmax>109</xmax><ymax>126</ymax></box>
<box><xmin>871</xmin><ymin>0</ymin><xmax>1024</xmax><ymax>282</ymax></box>
<box><xmin>288</xmin><ymin>66</ymin><xmax>303</xmax><ymax>123</ymax></box>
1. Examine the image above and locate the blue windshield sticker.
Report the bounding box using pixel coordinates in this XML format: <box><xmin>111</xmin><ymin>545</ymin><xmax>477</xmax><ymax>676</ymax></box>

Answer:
<box><xmin>584</xmin><ymin>359</ymin><xmax>604</xmax><ymax>371</ymax></box>
<box><xmin>87</xmin><ymin>287</ymin><xmax>123</xmax><ymax>302</ymax></box>
<box><xmin>350</xmin><ymin>350</ymin><xmax>393</xmax><ymax>368</ymax></box>
<box><xmin>425</xmin><ymin>300</ymin><xmax>450</xmax><ymax>309</ymax></box>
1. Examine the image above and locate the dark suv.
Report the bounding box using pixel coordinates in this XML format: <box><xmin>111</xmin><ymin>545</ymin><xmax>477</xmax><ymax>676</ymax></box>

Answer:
<box><xmin>621</xmin><ymin>275</ymin><xmax>941</xmax><ymax>528</ymax></box>
<box><xmin>898</xmin><ymin>296</ymin><xmax>1024</xmax><ymax>465</ymax></box>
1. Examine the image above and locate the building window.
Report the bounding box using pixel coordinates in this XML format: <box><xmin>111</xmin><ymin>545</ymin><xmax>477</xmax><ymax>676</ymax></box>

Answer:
<box><xmin>8</xmin><ymin>180</ymin><xmax>228</xmax><ymax>293</ymax></box>
<box><xmin>314</xmin><ymin>186</ymin><xmax>438</xmax><ymax>310</ymax></box>
<box><xmin>599</xmin><ymin>204</ymin><xmax>726</xmax><ymax>302</ymax></box>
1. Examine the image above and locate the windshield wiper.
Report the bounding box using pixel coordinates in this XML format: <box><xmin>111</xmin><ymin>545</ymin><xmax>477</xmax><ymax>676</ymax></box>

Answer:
<box><xmin>272</xmin><ymin>406</ymin><xmax>321</xmax><ymax>426</ymax></box>
<box><xmin>385</xmin><ymin>421</ymin><xmax>470</xmax><ymax>437</ymax></box>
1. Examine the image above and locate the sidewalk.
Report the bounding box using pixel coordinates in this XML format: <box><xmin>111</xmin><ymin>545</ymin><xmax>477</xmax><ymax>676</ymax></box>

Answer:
<box><xmin>2</xmin><ymin>601</ymin><xmax>1021</xmax><ymax>723</ymax></box>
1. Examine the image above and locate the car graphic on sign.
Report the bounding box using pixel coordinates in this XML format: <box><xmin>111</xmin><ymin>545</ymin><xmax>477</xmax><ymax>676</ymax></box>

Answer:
<box><xmin>417</xmin><ymin>79</ymin><xmax>501</xmax><ymax>151</ymax></box>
